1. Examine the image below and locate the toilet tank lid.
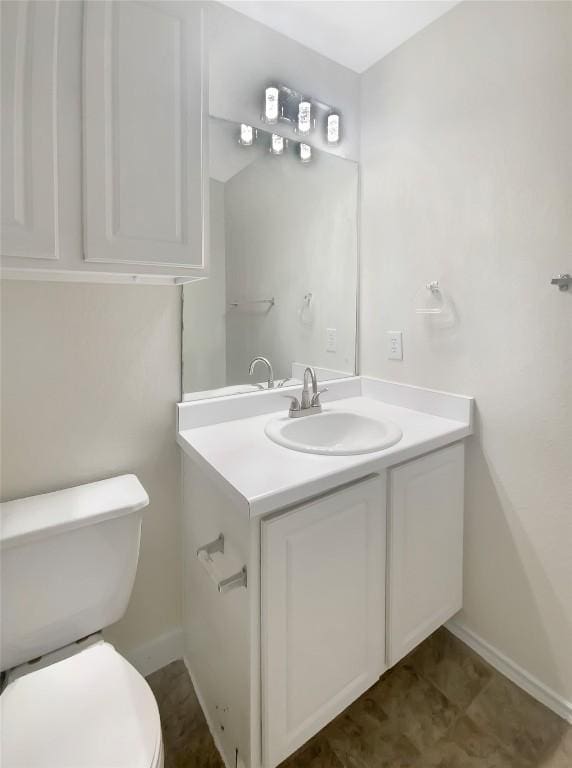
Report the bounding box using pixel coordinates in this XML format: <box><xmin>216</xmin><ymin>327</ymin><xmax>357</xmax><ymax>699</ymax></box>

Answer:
<box><xmin>0</xmin><ymin>475</ymin><xmax>149</xmax><ymax>550</ymax></box>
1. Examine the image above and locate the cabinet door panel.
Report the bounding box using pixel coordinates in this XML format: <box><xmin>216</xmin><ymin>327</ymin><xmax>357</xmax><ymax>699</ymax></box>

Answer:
<box><xmin>262</xmin><ymin>476</ymin><xmax>385</xmax><ymax>768</ymax></box>
<box><xmin>83</xmin><ymin>0</ymin><xmax>206</xmax><ymax>270</ymax></box>
<box><xmin>1</xmin><ymin>1</ymin><xmax>59</xmax><ymax>260</ymax></box>
<box><xmin>388</xmin><ymin>443</ymin><xmax>464</xmax><ymax>666</ymax></box>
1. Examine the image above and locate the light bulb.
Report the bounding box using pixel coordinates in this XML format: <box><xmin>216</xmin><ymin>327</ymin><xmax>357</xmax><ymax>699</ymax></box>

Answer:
<box><xmin>264</xmin><ymin>86</ymin><xmax>279</xmax><ymax>124</ymax></box>
<box><xmin>299</xmin><ymin>143</ymin><xmax>312</xmax><ymax>163</ymax></box>
<box><xmin>298</xmin><ymin>101</ymin><xmax>311</xmax><ymax>135</ymax></box>
<box><xmin>270</xmin><ymin>133</ymin><xmax>284</xmax><ymax>155</ymax></box>
<box><xmin>239</xmin><ymin>124</ymin><xmax>253</xmax><ymax>146</ymax></box>
<box><xmin>327</xmin><ymin>113</ymin><xmax>340</xmax><ymax>144</ymax></box>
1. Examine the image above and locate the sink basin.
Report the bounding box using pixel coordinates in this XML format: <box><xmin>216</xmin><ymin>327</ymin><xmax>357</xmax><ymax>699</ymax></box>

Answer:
<box><xmin>264</xmin><ymin>409</ymin><xmax>403</xmax><ymax>456</ymax></box>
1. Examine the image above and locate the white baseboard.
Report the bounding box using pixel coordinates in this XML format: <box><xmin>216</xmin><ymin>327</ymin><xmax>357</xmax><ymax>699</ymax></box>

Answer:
<box><xmin>446</xmin><ymin>619</ymin><xmax>572</xmax><ymax>724</ymax></box>
<box><xmin>125</xmin><ymin>627</ymin><xmax>184</xmax><ymax>677</ymax></box>
<box><xmin>182</xmin><ymin>656</ymin><xmax>233</xmax><ymax>768</ymax></box>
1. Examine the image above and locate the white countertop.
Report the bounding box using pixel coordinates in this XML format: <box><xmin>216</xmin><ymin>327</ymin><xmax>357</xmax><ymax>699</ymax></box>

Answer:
<box><xmin>177</xmin><ymin>377</ymin><xmax>473</xmax><ymax>518</ymax></box>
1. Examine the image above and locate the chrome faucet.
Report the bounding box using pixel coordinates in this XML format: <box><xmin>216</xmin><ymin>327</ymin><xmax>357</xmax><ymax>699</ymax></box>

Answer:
<box><xmin>301</xmin><ymin>366</ymin><xmax>318</xmax><ymax>409</ymax></box>
<box><xmin>248</xmin><ymin>356</ymin><xmax>274</xmax><ymax>389</ymax></box>
<box><xmin>283</xmin><ymin>366</ymin><xmax>327</xmax><ymax>418</ymax></box>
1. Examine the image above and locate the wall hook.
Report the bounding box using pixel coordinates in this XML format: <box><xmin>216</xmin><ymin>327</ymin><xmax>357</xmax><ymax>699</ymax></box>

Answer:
<box><xmin>550</xmin><ymin>274</ymin><xmax>571</xmax><ymax>292</ymax></box>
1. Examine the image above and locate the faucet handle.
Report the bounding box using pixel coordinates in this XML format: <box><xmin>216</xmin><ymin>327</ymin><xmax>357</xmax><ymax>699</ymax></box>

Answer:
<box><xmin>282</xmin><ymin>394</ymin><xmax>301</xmax><ymax>416</ymax></box>
<box><xmin>311</xmin><ymin>387</ymin><xmax>328</xmax><ymax>408</ymax></box>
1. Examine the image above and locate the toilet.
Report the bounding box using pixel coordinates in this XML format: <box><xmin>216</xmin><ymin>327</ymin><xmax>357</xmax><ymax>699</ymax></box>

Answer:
<box><xmin>0</xmin><ymin>474</ymin><xmax>164</xmax><ymax>768</ymax></box>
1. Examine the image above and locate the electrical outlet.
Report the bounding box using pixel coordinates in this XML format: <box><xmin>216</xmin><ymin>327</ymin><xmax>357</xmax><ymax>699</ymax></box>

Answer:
<box><xmin>387</xmin><ymin>331</ymin><xmax>403</xmax><ymax>360</ymax></box>
<box><xmin>326</xmin><ymin>328</ymin><xmax>337</xmax><ymax>353</ymax></box>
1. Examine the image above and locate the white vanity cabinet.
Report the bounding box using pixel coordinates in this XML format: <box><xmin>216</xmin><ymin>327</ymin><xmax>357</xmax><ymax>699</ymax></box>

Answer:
<box><xmin>1</xmin><ymin>1</ymin><xmax>65</xmax><ymax>263</ymax></box>
<box><xmin>386</xmin><ymin>443</ymin><xmax>465</xmax><ymax>666</ymax></box>
<box><xmin>182</xmin><ymin>441</ymin><xmax>465</xmax><ymax>768</ymax></box>
<box><xmin>83</xmin><ymin>0</ymin><xmax>206</xmax><ymax>275</ymax></box>
<box><xmin>1</xmin><ymin>0</ymin><xmax>207</xmax><ymax>284</ymax></box>
<box><xmin>261</xmin><ymin>476</ymin><xmax>386</xmax><ymax>768</ymax></box>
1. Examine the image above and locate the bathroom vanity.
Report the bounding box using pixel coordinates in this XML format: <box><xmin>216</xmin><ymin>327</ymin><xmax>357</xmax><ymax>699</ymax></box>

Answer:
<box><xmin>177</xmin><ymin>376</ymin><xmax>473</xmax><ymax>768</ymax></box>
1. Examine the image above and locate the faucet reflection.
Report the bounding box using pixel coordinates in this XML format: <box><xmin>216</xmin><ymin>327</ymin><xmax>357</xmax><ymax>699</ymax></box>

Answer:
<box><xmin>248</xmin><ymin>357</ymin><xmax>275</xmax><ymax>389</ymax></box>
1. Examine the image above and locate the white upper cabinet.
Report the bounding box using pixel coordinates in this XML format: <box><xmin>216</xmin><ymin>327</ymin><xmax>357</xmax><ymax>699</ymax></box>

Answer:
<box><xmin>387</xmin><ymin>443</ymin><xmax>465</xmax><ymax>666</ymax></box>
<box><xmin>1</xmin><ymin>0</ymin><xmax>207</xmax><ymax>284</ymax></box>
<box><xmin>1</xmin><ymin>1</ymin><xmax>60</xmax><ymax>261</ymax></box>
<box><xmin>261</xmin><ymin>476</ymin><xmax>386</xmax><ymax>768</ymax></box>
<box><xmin>83</xmin><ymin>1</ymin><xmax>206</xmax><ymax>273</ymax></box>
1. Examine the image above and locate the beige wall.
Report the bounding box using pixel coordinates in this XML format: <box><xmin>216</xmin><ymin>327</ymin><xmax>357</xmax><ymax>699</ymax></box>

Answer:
<box><xmin>360</xmin><ymin>1</ymin><xmax>572</xmax><ymax>703</ymax></box>
<box><xmin>0</xmin><ymin>281</ymin><xmax>182</xmax><ymax>659</ymax></box>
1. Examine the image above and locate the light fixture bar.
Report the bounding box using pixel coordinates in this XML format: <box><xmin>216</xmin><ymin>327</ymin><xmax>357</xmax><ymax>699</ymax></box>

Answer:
<box><xmin>261</xmin><ymin>84</ymin><xmax>343</xmax><ymax>150</ymax></box>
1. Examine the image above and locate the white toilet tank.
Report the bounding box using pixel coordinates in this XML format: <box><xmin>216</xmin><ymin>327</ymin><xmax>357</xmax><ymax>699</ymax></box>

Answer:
<box><xmin>0</xmin><ymin>475</ymin><xmax>149</xmax><ymax>671</ymax></box>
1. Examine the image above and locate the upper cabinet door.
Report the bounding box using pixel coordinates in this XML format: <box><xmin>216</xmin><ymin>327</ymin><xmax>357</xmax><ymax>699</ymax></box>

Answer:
<box><xmin>261</xmin><ymin>476</ymin><xmax>386</xmax><ymax>768</ymax></box>
<box><xmin>387</xmin><ymin>443</ymin><xmax>465</xmax><ymax>667</ymax></box>
<box><xmin>1</xmin><ymin>1</ymin><xmax>60</xmax><ymax>261</ymax></box>
<box><xmin>83</xmin><ymin>1</ymin><xmax>207</xmax><ymax>272</ymax></box>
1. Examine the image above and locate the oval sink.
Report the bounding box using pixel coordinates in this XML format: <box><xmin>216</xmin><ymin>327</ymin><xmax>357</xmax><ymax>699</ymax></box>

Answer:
<box><xmin>264</xmin><ymin>410</ymin><xmax>403</xmax><ymax>456</ymax></box>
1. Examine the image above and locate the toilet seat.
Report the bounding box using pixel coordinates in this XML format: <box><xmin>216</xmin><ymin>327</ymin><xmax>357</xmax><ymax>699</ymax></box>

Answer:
<box><xmin>0</xmin><ymin>640</ymin><xmax>163</xmax><ymax>768</ymax></box>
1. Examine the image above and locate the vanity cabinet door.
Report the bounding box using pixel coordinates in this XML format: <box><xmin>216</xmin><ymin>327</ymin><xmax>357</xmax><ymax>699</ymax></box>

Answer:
<box><xmin>261</xmin><ymin>475</ymin><xmax>386</xmax><ymax>768</ymax></box>
<box><xmin>387</xmin><ymin>443</ymin><xmax>464</xmax><ymax>667</ymax></box>
<box><xmin>83</xmin><ymin>0</ymin><xmax>207</xmax><ymax>274</ymax></box>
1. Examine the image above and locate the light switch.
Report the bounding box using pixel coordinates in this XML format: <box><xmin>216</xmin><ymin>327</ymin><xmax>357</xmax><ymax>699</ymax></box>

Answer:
<box><xmin>387</xmin><ymin>331</ymin><xmax>403</xmax><ymax>360</ymax></box>
<box><xmin>326</xmin><ymin>328</ymin><xmax>337</xmax><ymax>353</ymax></box>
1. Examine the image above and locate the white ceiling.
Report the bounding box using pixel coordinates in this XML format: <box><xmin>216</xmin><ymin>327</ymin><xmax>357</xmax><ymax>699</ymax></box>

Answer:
<box><xmin>222</xmin><ymin>1</ymin><xmax>460</xmax><ymax>73</ymax></box>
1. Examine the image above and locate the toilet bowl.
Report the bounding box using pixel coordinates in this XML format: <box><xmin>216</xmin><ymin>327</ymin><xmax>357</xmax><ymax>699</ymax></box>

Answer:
<box><xmin>0</xmin><ymin>475</ymin><xmax>164</xmax><ymax>768</ymax></box>
<box><xmin>1</xmin><ymin>637</ymin><xmax>163</xmax><ymax>768</ymax></box>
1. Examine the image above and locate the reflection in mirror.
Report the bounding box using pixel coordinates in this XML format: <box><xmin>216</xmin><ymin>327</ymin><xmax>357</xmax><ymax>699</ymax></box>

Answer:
<box><xmin>182</xmin><ymin>116</ymin><xmax>358</xmax><ymax>400</ymax></box>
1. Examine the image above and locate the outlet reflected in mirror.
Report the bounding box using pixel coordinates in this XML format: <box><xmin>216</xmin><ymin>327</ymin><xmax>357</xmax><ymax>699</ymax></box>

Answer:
<box><xmin>181</xmin><ymin>116</ymin><xmax>358</xmax><ymax>401</ymax></box>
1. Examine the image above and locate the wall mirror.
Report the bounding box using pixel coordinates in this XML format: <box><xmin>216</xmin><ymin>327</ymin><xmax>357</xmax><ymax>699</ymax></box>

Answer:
<box><xmin>182</xmin><ymin>115</ymin><xmax>358</xmax><ymax>400</ymax></box>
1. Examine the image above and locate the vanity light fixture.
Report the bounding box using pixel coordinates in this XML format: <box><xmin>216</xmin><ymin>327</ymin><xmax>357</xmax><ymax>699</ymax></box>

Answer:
<box><xmin>239</xmin><ymin>123</ymin><xmax>254</xmax><ymax>146</ymax></box>
<box><xmin>327</xmin><ymin>113</ymin><xmax>340</xmax><ymax>144</ymax></box>
<box><xmin>298</xmin><ymin>101</ymin><xmax>312</xmax><ymax>135</ymax></box>
<box><xmin>299</xmin><ymin>143</ymin><xmax>312</xmax><ymax>163</ymax></box>
<box><xmin>270</xmin><ymin>133</ymin><xmax>285</xmax><ymax>155</ymax></box>
<box><xmin>260</xmin><ymin>83</ymin><xmax>343</xmax><ymax>150</ymax></box>
<box><xmin>264</xmin><ymin>86</ymin><xmax>280</xmax><ymax>124</ymax></box>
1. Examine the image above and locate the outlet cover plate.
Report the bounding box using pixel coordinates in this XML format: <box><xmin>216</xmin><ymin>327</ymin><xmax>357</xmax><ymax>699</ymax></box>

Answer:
<box><xmin>387</xmin><ymin>331</ymin><xmax>403</xmax><ymax>360</ymax></box>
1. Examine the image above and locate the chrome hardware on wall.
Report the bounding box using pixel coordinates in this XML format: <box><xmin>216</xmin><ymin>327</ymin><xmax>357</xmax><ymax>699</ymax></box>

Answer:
<box><xmin>196</xmin><ymin>533</ymin><xmax>224</xmax><ymax>558</ymax></box>
<box><xmin>550</xmin><ymin>274</ymin><xmax>571</xmax><ymax>291</ymax></box>
<box><xmin>196</xmin><ymin>534</ymin><xmax>247</xmax><ymax>593</ymax></box>
<box><xmin>415</xmin><ymin>281</ymin><xmax>445</xmax><ymax>314</ymax></box>
<box><xmin>218</xmin><ymin>566</ymin><xmax>247</xmax><ymax>594</ymax></box>
<box><xmin>229</xmin><ymin>297</ymin><xmax>275</xmax><ymax>309</ymax></box>
<box><xmin>299</xmin><ymin>292</ymin><xmax>314</xmax><ymax>325</ymax></box>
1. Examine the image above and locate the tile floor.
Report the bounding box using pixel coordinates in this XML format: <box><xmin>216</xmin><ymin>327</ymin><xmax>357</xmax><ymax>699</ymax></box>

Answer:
<box><xmin>146</xmin><ymin>628</ymin><xmax>571</xmax><ymax>768</ymax></box>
